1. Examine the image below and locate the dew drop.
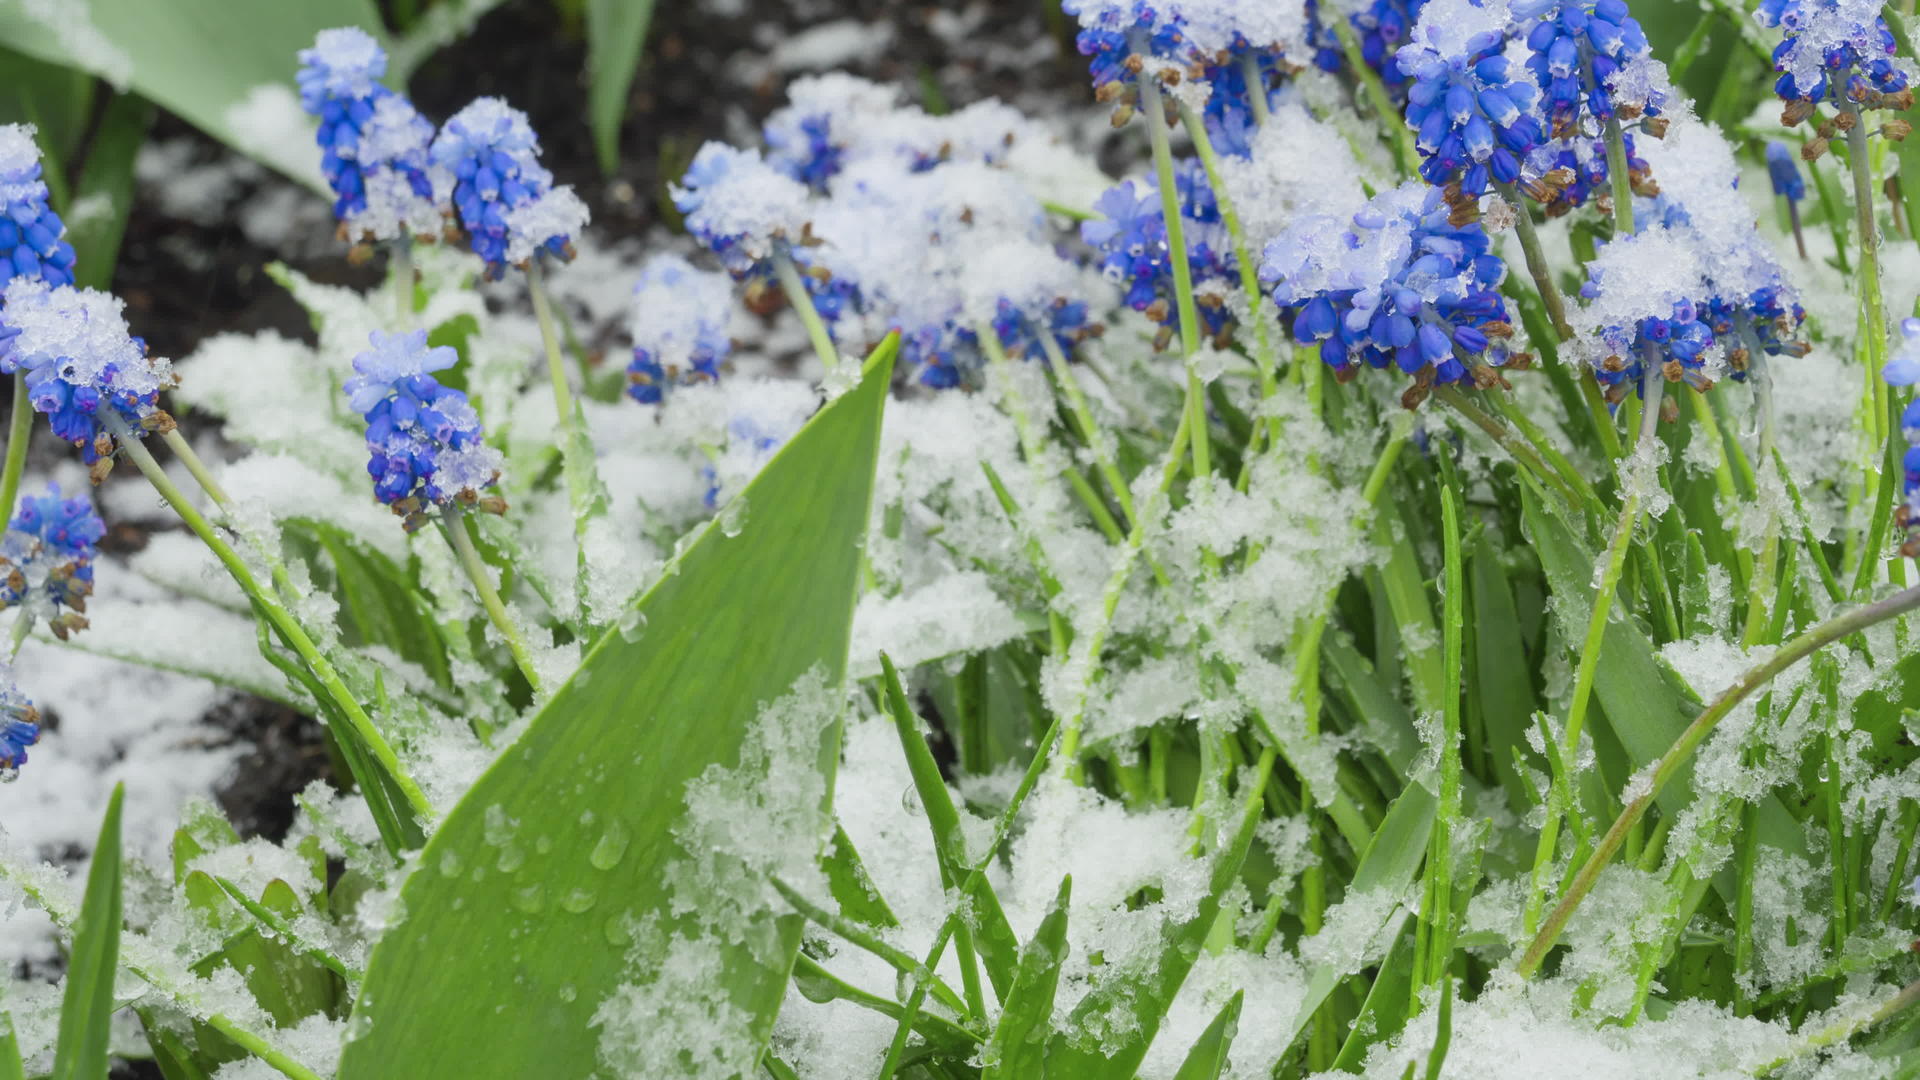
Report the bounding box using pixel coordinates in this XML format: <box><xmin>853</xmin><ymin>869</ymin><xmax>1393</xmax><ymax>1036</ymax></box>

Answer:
<box><xmin>511</xmin><ymin>883</ymin><xmax>546</xmax><ymax>914</ymax></box>
<box><xmin>590</xmin><ymin>819</ymin><xmax>631</xmax><ymax>870</ymax></box>
<box><xmin>496</xmin><ymin>845</ymin><xmax>526</xmax><ymax>874</ymax></box>
<box><xmin>604</xmin><ymin>916</ymin><xmax>633</xmax><ymax>947</ymax></box>
<box><xmin>558</xmin><ymin>983</ymin><xmax>577</xmax><ymax>1003</ymax></box>
<box><xmin>561</xmin><ymin>887</ymin><xmax>598</xmax><ymax>914</ymax></box>
<box><xmin>438</xmin><ymin>851</ymin><xmax>462</xmax><ymax>877</ymax></box>
<box><xmin>617</xmin><ymin>608</ymin><xmax>648</xmax><ymax>643</ymax></box>
<box><xmin>719</xmin><ymin>496</ymin><xmax>750</xmax><ymax>537</ymax></box>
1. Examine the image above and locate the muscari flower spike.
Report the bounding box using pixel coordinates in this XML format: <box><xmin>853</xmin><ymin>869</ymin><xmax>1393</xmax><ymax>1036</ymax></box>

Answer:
<box><xmin>628</xmin><ymin>254</ymin><xmax>735</xmax><ymax>405</ymax></box>
<box><xmin>1399</xmin><ymin>17</ymin><xmax>1546</xmax><ymax>205</ymax></box>
<box><xmin>0</xmin><ymin>278</ymin><xmax>171</xmax><ymax>475</ymax></box>
<box><xmin>1082</xmin><ymin>160</ymin><xmax>1234</xmax><ymax>348</ymax></box>
<box><xmin>0</xmin><ymin>664</ymin><xmax>39</xmax><ymax>776</ymax></box>
<box><xmin>1263</xmin><ymin>181</ymin><xmax>1517</xmax><ymax>405</ymax></box>
<box><xmin>0</xmin><ymin>125</ymin><xmax>77</xmax><ymax>289</ymax></box>
<box><xmin>296</xmin><ymin>27</ymin><xmax>450</xmax><ymax>244</ymax></box>
<box><xmin>1523</xmin><ymin>132</ymin><xmax>1656</xmax><ymax>217</ymax></box>
<box><xmin>344</xmin><ymin>329</ymin><xmax>505</xmax><ymax>529</ymax></box>
<box><xmin>1510</xmin><ymin>0</ymin><xmax>1660</xmax><ymax>136</ymax></box>
<box><xmin>1758</xmin><ymin>0</ymin><xmax>1912</xmax><ymax>112</ymax></box>
<box><xmin>430</xmin><ymin>98</ymin><xmax>589</xmax><ymax>278</ymax></box>
<box><xmin>0</xmin><ymin>483</ymin><xmax>103</xmax><ymax>640</ymax></box>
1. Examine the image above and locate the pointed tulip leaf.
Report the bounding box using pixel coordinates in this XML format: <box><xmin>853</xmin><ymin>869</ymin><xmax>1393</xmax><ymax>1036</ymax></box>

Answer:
<box><xmin>52</xmin><ymin>783</ymin><xmax>123</xmax><ymax>1080</ymax></box>
<box><xmin>337</xmin><ymin>341</ymin><xmax>897</xmax><ymax>1078</ymax></box>
<box><xmin>982</xmin><ymin>876</ymin><xmax>1071</xmax><ymax>1080</ymax></box>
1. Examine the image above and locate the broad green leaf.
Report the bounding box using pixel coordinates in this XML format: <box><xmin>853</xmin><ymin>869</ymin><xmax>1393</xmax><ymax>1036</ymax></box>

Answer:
<box><xmin>337</xmin><ymin>341</ymin><xmax>898</xmax><ymax>1078</ymax></box>
<box><xmin>0</xmin><ymin>0</ymin><xmax>385</xmax><ymax>188</ymax></box>
<box><xmin>52</xmin><ymin>783</ymin><xmax>123</xmax><ymax>1080</ymax></box>
<box><xmin>981</xmin><ymin>876</ymin><xmax>1071</xmax><ymax>1080</ymax></box>
<box><xmin>1331</xmin><ymin>919</ymin><xmax>1416</xmax><ymax>1071</ymax></box>
<box><xmin>585</xmin><ymin>0</ymin><xmax>658</xmax><ymax>175</ymax></box>
<box><xmin>1171</xmin><ymin>990</ymin><xmax>1243</xmax><ymax>1080</ymax></box>
<box><xmin>66</xmin><ymin>91</ymin><xmax>153</xmax><ymax>290</ymax></box>
<box><xmin>285</xmin><ymin>519</ymin><xmax>452</xmax><ymax>690</ymax></box>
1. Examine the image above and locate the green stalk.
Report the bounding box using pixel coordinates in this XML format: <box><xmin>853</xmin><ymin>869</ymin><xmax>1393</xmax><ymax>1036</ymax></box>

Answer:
<box><xmin>979</xmin><ymin>322</ymin><xmax>1047</xmax><ymax>465</ymax></box>
<box><xmin>1427</xmin><ymin>485</ymin><xmax>1466</xmax><ymax>983</ymax></box>
<box><xmin>527</xmin><ymin>260</ymin><xmax>578</xmax><ymax>430</ymax></box>
<box><xmin>1241</xmin><ymin>53</ymin><xmax>1272</xmax><ymax>126</ymax></box>
<box><xmin>1750</xmin><ymin>977</ymin><xmax>1920</xmax><ymax>1074</ymax></box>
<box><xmin>1136</xmin><ymin>73</ymin><xmax>1211</xmax><ymax>481</ymax></box>
<box><xmin>1175</xmin><ymin>100</ymin><xmax>1283</xmax><ymax>477</ymax></box>
<box><xmin>108</xmin><ymin>417</ymin><xmax>433</xmax><ymax>824</ymax></box>
<box><xmin>392</xmin><ymin>233</ymin><xmax>414</xmax><ymax>324</ymax></box>
<box><xmin>771</xmin><ymin>245</ymin><xmax>840</xmax><ymax>374</ymax></box>
<box><xmin>1843</xmin><ymin>101</ymin><xmax>1889</xmax><ymax>451</ymax></box>
<box><xmin>1516</xmin><ymin>581</ymin><xmax>1920</xmax><ymax>977</ymax></box>
<box><xmin>1740</xmin><ymin>363</ymin><xmax>1781</xmax><ymax>646</ymax></box>
<box><xmin>768</xmin><ymin>876</ymin><xmax>972</xmax><ymax>1020</ymax></box>
<box><xmin>160</xmin><ymin>429</ymin><xmax>231</xmax><ymax>506</ymax></box>
<box><xmin>1493</xmin><ymin>180</ymin><xmax>1572</xmax><ymax>338</ymax></box>
<box><xmin>0</xmin><ymin>372</ymin><xmax>31</xmax><ymax>521</ymax></box>
<box><xmin>1602</xmin><ymin>116</ymin><xmax>1637</xmax><ymax>236</ymax></box>
<box><xmin>441</xmin><ymin>509</ymin><xmax>544</xmax><ymax>695</ymax></box>
<box><xmin>1330</xmin><ymin>16</ymin><xmax>1419</xmax><ymax>175</ymax></box>
<box><xmin>1522</xmin><ymin>363</ymin><xmax>1661</xmax><ymax>937</ymax></box>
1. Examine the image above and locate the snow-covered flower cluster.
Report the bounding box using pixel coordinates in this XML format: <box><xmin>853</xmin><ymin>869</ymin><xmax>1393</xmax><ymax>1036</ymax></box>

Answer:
<box><xmin>0</xmin><ymin>278</ymin><xmax>171</xmax><ymax>466</ymax></box>
<box><xmin>1263</xmin><ymin>181</ymin><xmax>1515</xmax><ymax>396</ymax></box>
<box><xmin>0</xmin><ymin>662</ymin><xmax>37</xmax><ymax>774</ymax></box>
<box><xmin>298</xmin><ymin>29</ymin><xmax>588</xmax><ymax>274</ymax></box>
<box><xmin>1758</xmin><ymin>0</ymin><xmax>1911</xmax><ymax>106</ymax></box>
<box><xmin>1084</xmin><ymin>161</ymin><xmax>1232</xmax><ymax>349</ymax></box>
<box><xmin>0</xmin><ymin>483</ymin><xmax>101</xmax><ymax>641</ymax></box>
<box><xmin>343</xmin><ymin>329</ymin><xmax>504</xmax><ymax>527</ymax></box>
<box><xmin>627</xmin><ymin>254</ymin><xmax>734</xmax><ymax>405</ymax></box>
<box><xmin>1399</xmin><ymin>0</ymin><xmax>1546</xmax><ymax>199</ymax></box>
<box><xmin>0</xmin><ymin>124</ymin><xmax>76</xmax><ymax>289</ymax></box>
<box><xmin>296</xmin><ymin>27</ymin><xmax>452</xmax><ymax>244</ymax></box>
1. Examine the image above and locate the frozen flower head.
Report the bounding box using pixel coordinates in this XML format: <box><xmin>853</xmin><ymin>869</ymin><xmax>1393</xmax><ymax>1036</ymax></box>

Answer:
<box><xmin>1062</xmin><ymin>1</ymin><xmax>1308</xmax><ymax>123</ymax></box>
<box><xmin>1082</xmin><ymin>162</ymin><xmax>1233</xmax><ymax>348</ymax></box>
<box><xmin>296</xmin><ymin>28</ymin><xmax>450</xmax><ymax>244</ymax></box>
<box><xmin>1885</xmin><ymin>318</ymin><xmax>1920</xmax><ymax>387</ymax></box>
<box><xmin>1510</xmin><ymin>0</ymin><xmax>1659</xmax><ymax>136</ymax></box>
<box><xmin>763</xmin><ymin>74</ymin><xmax>902</xmax><ymax>190</ymax></box>
<box><xmin>0</xmin><ymin>664</ymin><xmax>39</xmax><ymax>776</ymax></box>
<box><xmin>0</xmin><ymin>483</ymin><xmax>102</xmax><ymax>640</ymax></box>
<box><xmin>1570</xmin><ymin>226</ymin><xmax>1722</xmax><ymax>398</ymax></box>
<box><xmin>0</xmin><ymin>279</ymin><xmax>171</xmax><ymax>470</ymax></box>
<box><xmin>1757</xmin><ymin>0</ymin><xmax>1911</xmax><ymax>109</ymax></box>
<box><xmin>1522</xmin><ymin>133</ymin><xmax>1654</xmax><ymax>216</ymax></box>
<box><xmin>627</xmin><ymin>254</ymin><xmax>736</xmax><ymax>405</ymax></box>
<box><xmin>1399</xmin><ymin>1</ymin><xmax>1545</xmax><ymax>202</ymax></box>
<box><xmin>1895</xmin><ymin>346</ymin><xmax>1920</xmax><ymax>554</ymax></box>
<box><xmin>1263</xmin><ymin>181</ymin><xmax>1515</xmax><ymax>402</ymax></box>
<box><xmin>430</xmin><ymin>98</ymin><xmax>587</xmax><ymax>277</ymax></box>
<box><xmin>673</xmin><ymin>143</ymin><xmax>815</xmax><ymax>276</ymax></box>
<box><xmin>344</xmin><ymin>329</ymin><xmax>504</xmax><ymax>527</ymax></box>
<box><xmin>0</xmin><ymin>124</ymin><xmax>77</xmax><ymax>289</ymax></box>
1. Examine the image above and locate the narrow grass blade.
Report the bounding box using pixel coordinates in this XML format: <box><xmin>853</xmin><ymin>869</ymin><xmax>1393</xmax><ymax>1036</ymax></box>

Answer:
<box><xmin>585</xmin><ymin>0</ymin><xmax>657</xmax><ymax>174</ymax></box>
<box><xmin>52</xmin><ymin>783</ymin><xmax>124</xmax><ymax>1080</ymax></box>
<box><xmin>1171</xmin><ymin>990</ymin><xmax>1243</xmax><ymax>1080</ymax></box>
<box><xmin>981</xmin><ymin>876</ymin><xmax>1071</xmax><ymax>1080</ymax></box>
<box><xmin>0</xmin><ymin>1010</ymin><xmax>24</xmax><ymax>1080</ymax></box>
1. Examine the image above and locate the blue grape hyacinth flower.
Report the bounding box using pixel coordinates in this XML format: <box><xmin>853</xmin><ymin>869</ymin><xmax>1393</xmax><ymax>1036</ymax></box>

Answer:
<box><xmin>1082</xmin><ymin>162</ymin><xmax>1232</xmax><ymax>345</ymax></box>
<box><xmin>1510</xmin><ymin>0</ymin><xmax>1659</xmax><ymax>136</ymax></box>
<box><xmin>628</xmin><ymin>254</ymin><xmax>735</xmax><ymax>405</ymax></box>
<box><xmin>1399</xmin><ymin>21</ymin><xmax>1546</xmax><ymax>201</ymax></box>
<box><xmin>1307</xmin><ymin>0</ymin><xmax>1428</xmax><ymax>95</ymax></box>
<box><xmin>1263</xmin><ymin>182</ymin><xmax>1515</xmax><ymax>401</ymax></box>
<box><xmin>0</xmin><ymin>279</ymin><xmax>171</xmax><ymax>471</ymax></box>
<box><xmin>0</xmin><ymin>666</ymin><xmax>38</xmax><ymax>775</ymax></box>
<box><xmin>0</xmin><ymin>483</ymin><xmax>103</xmax><ymax>640</ymax></box>
<box><xmin>1758</xmin><ymin>0</ymin><xmax>1910</xmax><ymax>107</ymax></box>
<box><xmin>0</xmin><ymin>125</ymin><xmax>77</xmax><ymax>289</ymax></box>
<box><xmin>344</xmin><ymin>329</ymin><xmax>505</xmax><ymax>528</ymax></box>
<box><xmin>296</xmin><ymin>27</ymin><xmax>450</xmax><ymax>243</ymax></box>
<box><xmin>431</xmin><ymin>98</ymin><xmax>589</xmax><ymax>278</ymax></box>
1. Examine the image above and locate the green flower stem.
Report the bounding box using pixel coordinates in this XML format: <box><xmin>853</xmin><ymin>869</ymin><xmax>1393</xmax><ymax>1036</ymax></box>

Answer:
<box><xmin>1842</xmin><ymin>101</ymin><xmax>1894</xmax><ymax>587</ymax></box>
<box><xmin>1580</xmin><ymin>376</ymin><xmax>1626</xmax><ymax>461</ymax></box>
<box><xmin>210</xmin><ymin>874</ymin><xmax>361</xmax><ymax>984</ymax></box>
<box><xmin>1740</xmin><ymin>364</ymin><xmax>1781</xmax><ymax>646</ymax></box>
<box><xmin>1689</xmin><ymin>392</ymin><xmax>1758</xmax><ymax>585</ymax></box>
<box><xmin>0</xmin><ymin>852</ymin><xmax>328</xmax><ymax>1080</ymax></box>
<box><xmin>1493</xmin><ymin>181</ymin><xmax>1572</xmax><ymax>339</ymax></box>
<box><xmin>392</xmin><ymin>233</ymin><xmax>414</xmax><ymax>324</ymax></box>
<box><xmin>979</xmin><ymin>323</ymin><xmax>1047</xmax><ymax>466</ymax></box>
<box><xmin>1040</xmin><ymin>333</ymin><xmax>1135</xmax><ymax>525</ymax></box>
<box><xmin>1330</xmin><ymin>16</ymin><xmax>1419</xmax><ymax>175</ymax></box>
<box><xmin>771</xmin><ymin>245</ymin><xmax>841</xmax><ymax>374</ymax></box>
<box><xmin>440</xmin><ymin>509</ymin><xmax>544</xmax><ymax>695</ymax></box>
<box><xmin>1602</xmin><ymin>116</ymin><xmax>1637</xmax><ymax>236</ymax></box>
<box><xmin>0</xmin><ymin>372</ymin><xmax>31</xmax><ymax>521</ymax></box>
<box><xmin>1522</xmin><ymin>363</ymin><xmax>1661</xmax><ymax>938</ymax></box>
<box><xmin>1241</xmin><ymin>53</ymin><xmax>1272</xmax><ymax>126</ymax></box>
<box><xmin>1175</xmin><ymin>101</ymin><xmax>1283</xmax><ymax>471</ymax></box>
<box><xmin>108</xmin><ymin>417</ymin><xmax>434</xmax><ymax>825</ymax></box>
<box><xmin>527</xmin><ymin>259</ymin><xmax>577</xmax><ymax>430</ymax></box>
<box><xmin>1515</xmin><ymin>580</ymin><xmax>1920</xmax><ymax>978</ymax></box>
<box><xmin>1433</xmin><ymin>386</ymin><xmax>1582</xmax><ymax>506</ymax></box>
<box><xmin>159</xmin><ymin>429</ymin><xmax>231</xmax><ymax>506</ymax></box>
<box><xmin>1137</xmin><ymin>72</ymin><xmax>1212</xmax><ymax>481</ymax></box>
<box><xmin>1426</xmin><ymin>486</ymin><xmax>1466</xmax><ymax>984</ymax></box>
